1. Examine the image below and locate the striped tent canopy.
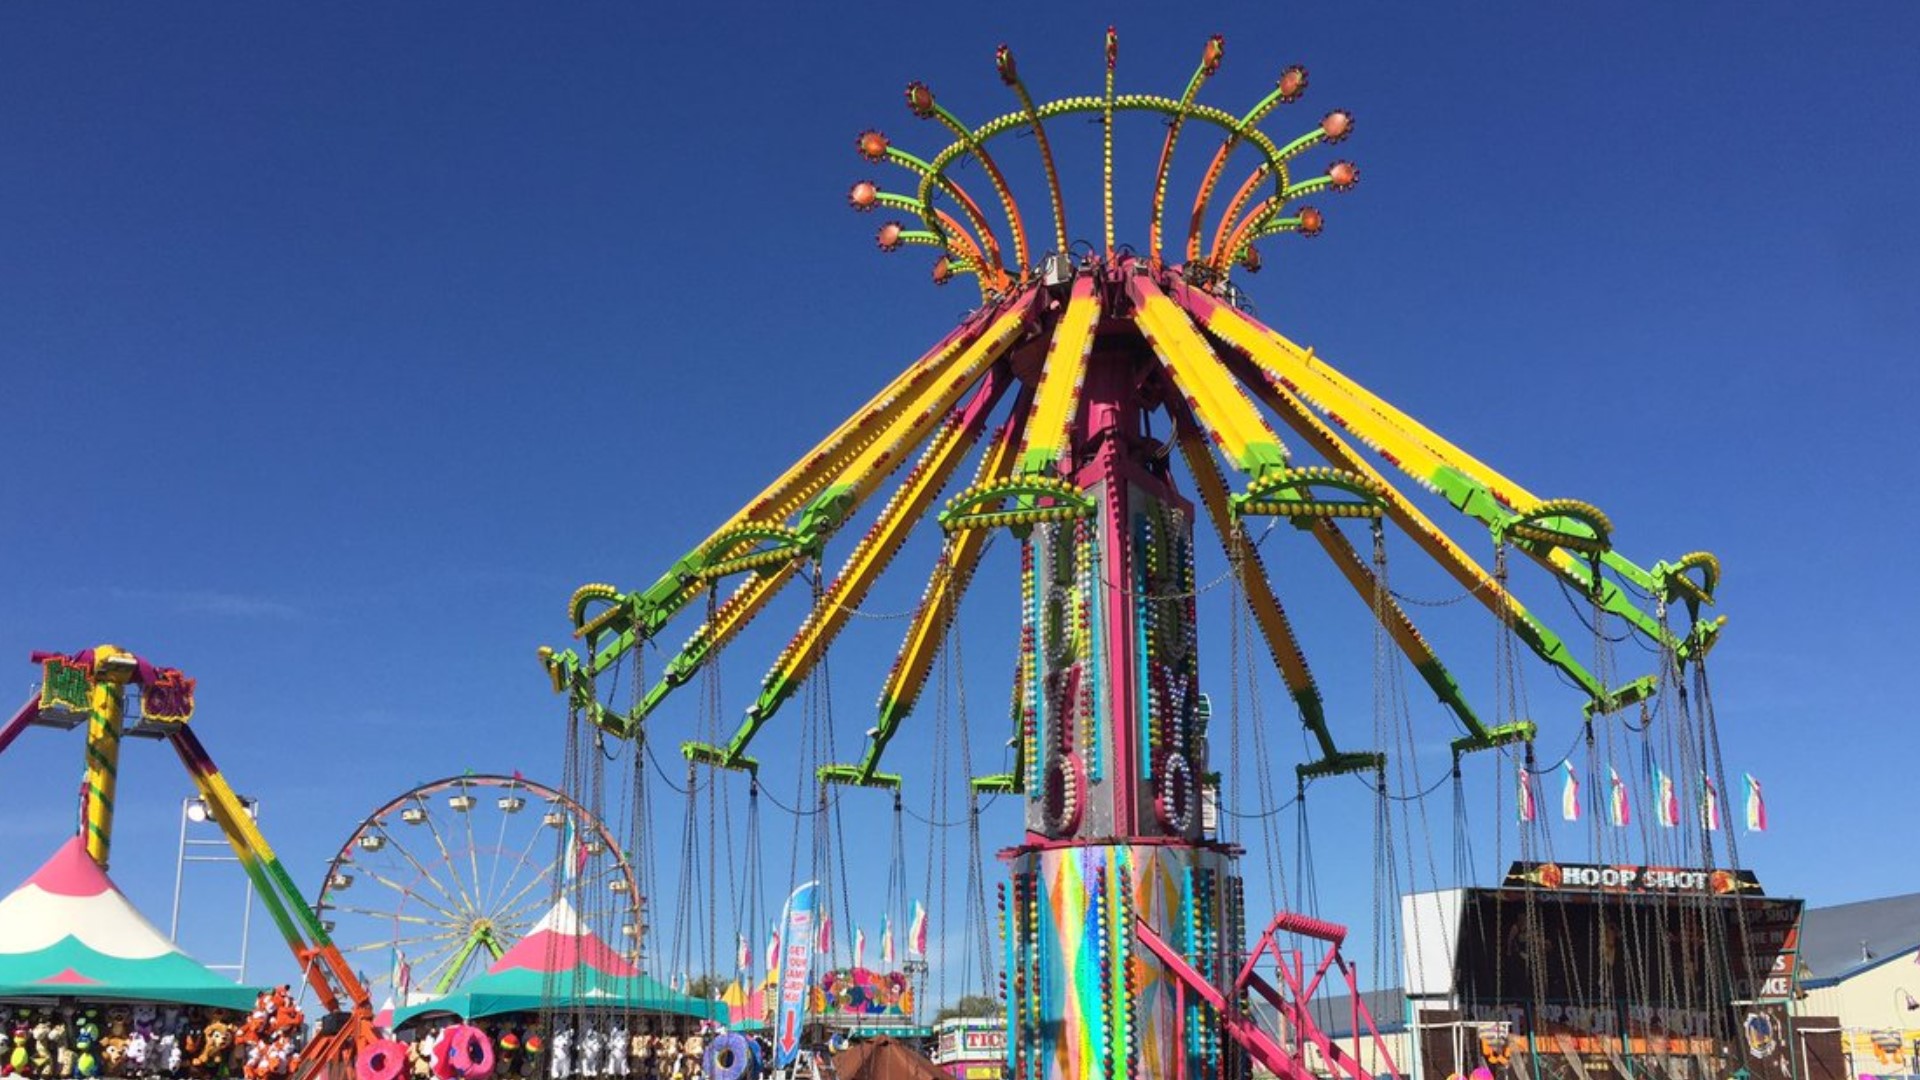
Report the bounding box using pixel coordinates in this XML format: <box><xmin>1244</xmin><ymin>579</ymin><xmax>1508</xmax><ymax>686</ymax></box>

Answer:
<box><xmin>392</xmin><ymin>898</ymin><xmax>722</xmax><ymax>1027</ymax></box>
<box><xmin>0</xmin><ymin>837</ymin><xmax>260</xmax><ymax>1009</ymax></box>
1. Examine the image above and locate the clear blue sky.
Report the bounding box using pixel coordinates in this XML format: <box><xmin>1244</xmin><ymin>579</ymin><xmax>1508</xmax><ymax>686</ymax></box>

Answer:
<box><xmin>4</xmin><ymin>3</ymin><xmax>1917</xmax><ymax>1004</ymax></box>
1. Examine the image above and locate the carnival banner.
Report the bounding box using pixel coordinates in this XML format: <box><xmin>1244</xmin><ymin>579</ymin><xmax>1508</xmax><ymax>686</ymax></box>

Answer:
<box><xmin>774</xmin><ymin>880</ymin><xmax>820</xmax><ymax>1068</ymax></box>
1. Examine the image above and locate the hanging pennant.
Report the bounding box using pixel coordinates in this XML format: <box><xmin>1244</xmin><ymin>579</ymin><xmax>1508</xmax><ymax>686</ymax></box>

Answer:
<box><xmin>1702</xmin><ymin>774</ymin><xmax>1722</xmax><ymax>832</ymax></box>
<box><xmin>1517</xmin><ymin>764</ymin><xmax>1537</xmax><ymax>823</ymax></box>
<box><xmin>1744</xmin><ymin>773</ymin><xmax>1767</xmax><ymax>832</ymax></box>
<box><xmin>908</xmin><ymin>900</ymin><xmax>928</xmax><ymax>958</ymax></box>
<box><xmin>1607</xmin><ymin>766</ymin><xmax>1630</xmax><ymax>828</ymax></box>
<box><xmin>1654</xmin><ymin>766</ymin><xmax>1679</xmax><ymax>829</ymax></box>
<box><xmin>1561</xmin><ymin>762</ymin><xmax>1581</xmax><ymax>822</ymax></box>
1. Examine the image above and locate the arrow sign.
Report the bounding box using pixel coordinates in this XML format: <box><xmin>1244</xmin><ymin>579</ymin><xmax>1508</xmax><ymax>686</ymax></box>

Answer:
<box><xmin>773</xmin><ymin>880</ymin><xmax>819</xmax><ymax>1069</ymax></box>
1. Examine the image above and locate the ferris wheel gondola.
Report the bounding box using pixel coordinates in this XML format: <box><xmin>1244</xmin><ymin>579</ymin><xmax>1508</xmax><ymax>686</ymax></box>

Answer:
<box><xmin>313</xmin><ymin>773</ymin><xmax>642</xmax><ymax>1003</ymax></box>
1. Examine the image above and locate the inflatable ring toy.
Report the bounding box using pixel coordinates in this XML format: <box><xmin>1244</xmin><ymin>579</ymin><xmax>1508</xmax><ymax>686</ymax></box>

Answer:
<box><xmin>1155</xmin><ymin>752</ymin><xmax>1196</xmax><ymax>833</ymax></box>
<box><xmin>1042</xmin><ymin>752</ymin><xmax>1086</xmax><ymax>835</ymax></box>
<box><xmin>433</xmin><ymin>1025</ymin><xmax>495</xmax><ymax>1080</ymax></box>
<box><xmin>355</xmin><ymin>1040</ymin><xmax>409</xmax><ymax>1080</ymax></box>
<box><xmin>704</xmin><ymin>1035</ymin><xmax>758</xmax><ymax>1080</ymax></box>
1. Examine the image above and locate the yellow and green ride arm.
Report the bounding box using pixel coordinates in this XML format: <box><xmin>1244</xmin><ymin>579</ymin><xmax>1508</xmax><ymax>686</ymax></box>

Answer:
<box><xmin>828</xmin><ymin>389</ymin><xmax>1034</xmax><ymax>789</ymax></box>
<box><xmin>605</xmin><ymin>293</ymin><xmax>1039</xmax><ymax>734</ymax></box>
<box><xmin>1221</xmin><ymin>339</ymin><xmax>1648</xmax><ymax>716</ymax></box>
<box><xmin>1200</xmin><ymin>300</ymin><xmax>1719</xmax><ymax>655</ymax></box>
<box><xmin>690</xmin><ymin>366</ymin><xmax>1017</xmax><ymax>770</ymax></box>
<box><xmin>167</xmin><ymin>725</ymin><xmax>368</xmax><ymax>1018</ymax></box>
<box><xmin>1016</xmin><ymin>275</ymin><xmax>1100</xmax><ymax>476</ymax></box>
<box><xmin>1169</xmin><ymin>402</ymin><xmax>1379</xmax><ymax>776</ymax></box>
<box><xmin>1128</xmin><ymin>275</ymin><xmax>1288</xmax><ymax>478</ymax></box>
<box><xmin>552</xmin><ymin>313</ymin><xmax>999</xmax><ymax>692</ymax></box>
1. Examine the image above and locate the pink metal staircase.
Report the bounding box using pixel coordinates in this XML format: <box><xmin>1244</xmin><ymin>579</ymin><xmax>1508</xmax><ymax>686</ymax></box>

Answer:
<box><xmin>1133</xmin><ymin>909</ymin><xmax>1401</xmax><ymax>1080</ymax></box>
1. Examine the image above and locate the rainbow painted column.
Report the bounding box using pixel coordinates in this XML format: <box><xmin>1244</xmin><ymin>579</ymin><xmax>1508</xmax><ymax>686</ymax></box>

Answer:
<box><xmin>1002</xmin><ymin>347</ymin><xmax>1248</xmax><ymax>1080</ymax></box>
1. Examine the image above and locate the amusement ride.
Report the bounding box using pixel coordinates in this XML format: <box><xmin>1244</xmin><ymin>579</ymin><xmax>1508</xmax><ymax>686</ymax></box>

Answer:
<box><xmin>535</xmin><ymin>27</ymin><xmax>1758</xmax><ymax>1080</ymax></box>
<box><xmin>0</xmin><ymin>27</ymin><xmax>1789</xmax><ymax>1080</ymax></box>
<box><xmin>315</xmin><ymin>775</ymin><xmax>644</xmax><ymax>1007</ymax></box>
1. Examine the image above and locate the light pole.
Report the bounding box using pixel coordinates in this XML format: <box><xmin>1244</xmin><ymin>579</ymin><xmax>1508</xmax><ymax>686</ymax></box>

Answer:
<box><xmin>170</xmin><ymin>794</ymin><xmax>259</xmax><ymax>981</ymax></box>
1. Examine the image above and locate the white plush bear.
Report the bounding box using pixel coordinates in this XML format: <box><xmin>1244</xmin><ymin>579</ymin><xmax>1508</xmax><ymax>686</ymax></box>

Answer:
<box><xmin>579</xmin><ymin>1030</ymin><xmax>604</xmax><ymax>1080</ymax></box>
<box><xmin>603</xmin><ymin>1026</ymin><xmax>628</xmax><ymax>1078</ymax></box>
<box><xmin>549</xmin><ymin>1029</ymin><xmax>574</xmax><ymax>1080</ymax></box>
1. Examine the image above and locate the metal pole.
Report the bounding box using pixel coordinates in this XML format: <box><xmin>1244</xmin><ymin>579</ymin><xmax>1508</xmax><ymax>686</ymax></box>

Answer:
<box><xmin>238</xmin><ymin>798</ymin><xmax>257</xmax><ymax>981</ymax></box>
<box><xmin>169</xmin><ymin>797</ymin><xmax>190</xmax><ymax>940</ymax></box>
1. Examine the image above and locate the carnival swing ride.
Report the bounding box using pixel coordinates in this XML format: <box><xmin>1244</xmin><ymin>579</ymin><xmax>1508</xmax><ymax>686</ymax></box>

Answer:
<box><xmin>2</xmin><ymin>645</ymin><xmax>381</xmax><ymax>1079</ymax></box>
<box><xmin>534</xmin><ymin>27</ymin><xmax>1777</xmax><ymax>1080</ymax></box>
<box><xmin>314</xmin><ymin>775</ymin><xmax>644</xmax><ymax>1007</ymax></box>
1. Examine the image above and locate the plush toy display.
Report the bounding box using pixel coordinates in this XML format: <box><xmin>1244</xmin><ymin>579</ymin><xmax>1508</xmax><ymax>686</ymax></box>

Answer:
<box><xmin>72</xmin><ymin>1011</ymin><xmax>100</xmax><ymax>1080</ymax></box>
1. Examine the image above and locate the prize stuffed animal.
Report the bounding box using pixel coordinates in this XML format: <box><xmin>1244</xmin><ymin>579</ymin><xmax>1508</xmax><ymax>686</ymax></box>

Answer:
<box><xmin>194</xmin><ymin>1018</ymin><xmax>235</xmax><ymax>1078</ymax></box>
<box><xmin>29</xmin><ymin>1017</ymin><xmax>53</xmax><ymax>1078</ymax></box>
<box><xmin>578</xmin><ymin>1029</ymin><xmax>603</xmax><ymax>1080</ymax></box>
<box><xmin>546</xmin><ymin>1030</ymin><xmax>572</xmax><ymax>1080</ymax></box>
<box><xmin>0</xmin><ymin>1023</ymin><xmax>12</xmax><ymax>1079</ymax></box>
<box><xmin>604</xmin><ymin>1025</ymin><xmax>628</xmax><ymax>1078</ymax></box>
<box><xmin>48</xmin><ymin>1015</ymin><xmax>72</xmax><ymax>1079</ymax></box>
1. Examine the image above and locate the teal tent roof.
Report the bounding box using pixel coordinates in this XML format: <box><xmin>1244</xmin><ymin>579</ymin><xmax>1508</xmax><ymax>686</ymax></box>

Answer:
<box><xmin>390</xmin><ymin>899</ymin><xmax>722</xmax><ymax>1027</ymax></box>
<box><xmin>0</xmin><ymin>838</ymin><xmax>262</xmax><ymax>1010</ymax></box>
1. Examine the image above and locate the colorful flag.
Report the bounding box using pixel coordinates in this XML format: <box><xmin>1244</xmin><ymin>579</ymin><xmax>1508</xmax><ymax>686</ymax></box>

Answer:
<box><xmin>1654</xmin><ymin>766</ymin><xmax>1679</xmax><ymax>828</ymax></box>
<box><xmin>765</xmin><ymin>924</ymin><xmax>780</xmax><ymax>975</ymax></box>
<box><xmin>855</xmin><ymin>927</ymin><xmax>867</xmax><ymax>969</ymax></box>
<box><xmin>1608</xmin><ymin>766</ymin><xmax>1630</xmax><ymax>827</ymax></box>
<box><xmin>1744</xmin><ymin>773</ymin><xmax>1767</xmax><ymax>832</ymax></box>
<box><xmin>1702</xmin><ymin>774</ymin><xmax>1721</xmax><ymax>832</ymax></box>
<box><xmin>560</xmin><ymin>816</ymin><xmax>588</xmax><ymax>880</ymax></box>
<box><xmin>818</xmin><ymin>913</ymin><xmax>833</xmax><ymax>954</ymax></box>
<box><xmin>737</xmin><ymin>932</ymin><xmax>750</xmax><ymax>972</ymax></box>
<box><xmin>774</xmin><ymin>881</ymin><xmax>821</xmax><ymax>1069</ymax></box>
<box><xmin>908</xmin><ymin>900</ymin><xmax>928</xmax><ymax>958</ymax></box>
<box><xmin>391</xmin><ymin>948</ymin><xmax>412</xmax><ymax>1001</ymax></box>
<box><xmin>1561</xmin><ymin>762</ymin><xmax>1581</xmax><ymax>822</ymax></box>
<box><xmin>1518</xmin><ymin>764</ymin><xmax>1537</xmax><ymax>823</ymax></box>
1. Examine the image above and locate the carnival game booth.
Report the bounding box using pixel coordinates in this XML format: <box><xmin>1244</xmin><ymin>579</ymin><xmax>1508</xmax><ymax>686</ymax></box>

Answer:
<box><xmin>0</xmin><ymin>836</ymin><xmax>281</xmax><ymax>1079</ymax></box>
<box><xmin>1405</xmin><ymin>862</ymin><xmax>1844</xmax><ymax>1080</ymax></box>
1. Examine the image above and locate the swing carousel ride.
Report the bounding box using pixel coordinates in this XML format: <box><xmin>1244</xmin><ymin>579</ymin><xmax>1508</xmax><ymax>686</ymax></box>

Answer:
<box><xmin>533</xmin><ymin>29</ymin><xmax>1775</xmax><ymax>1080</ymax></box>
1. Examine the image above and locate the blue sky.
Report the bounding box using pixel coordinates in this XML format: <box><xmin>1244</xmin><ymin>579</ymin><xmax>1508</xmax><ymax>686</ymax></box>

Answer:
<box><xmin>4</xmin><ymin>3</ymin><xmax>1918</xmax><ymax>1004</ymax></box>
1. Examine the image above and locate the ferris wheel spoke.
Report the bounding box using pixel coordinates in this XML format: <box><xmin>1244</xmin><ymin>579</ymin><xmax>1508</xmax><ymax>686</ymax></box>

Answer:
<box><xmin>489</xmin><ymin>857</ymin><xmax>557</xmax><ymax>928</ymax></box>
<box><xmin>459</xmin><ymin>784</ymin><xmax>484</xmax><ymax>918</ymax></box>
<box><xmin>482</xmin><ymin>804</ymin><xmax>559</xmax><ymax>915</ymax></box>
<box><xmin>341</xmin><ymin>929</ymin><xmax>465</xmax><ymax>955</ymax></box>
<box><xmin>415</xmin><ymin>802</ymin><xmax>485</xmax><ymax>915</ymax></box>
<box><xmin>328</xmin><ymin>901</ymin><xmax>453</xmax><ymax>928</ymax></box>
<box><xmin>354</xmin><ymin>869</ymin><xmax>467</xmax><ymax>923</ymax></box>
<box><xmin>375</xmin><ymin>825</ymin><xmax>477</xmax><ymax>918</ymax></box>
<box><xmin>482</xmin><ymin>791</ymin><xmax>515</xmax><ymax>907</ymax></box>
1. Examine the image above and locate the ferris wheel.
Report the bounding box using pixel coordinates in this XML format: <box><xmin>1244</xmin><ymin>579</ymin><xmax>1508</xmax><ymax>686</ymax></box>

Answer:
<box><xmin>313</xmin><ymin>773</ymin><xmax>642</xmax><ymax>1002</ymax></box>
